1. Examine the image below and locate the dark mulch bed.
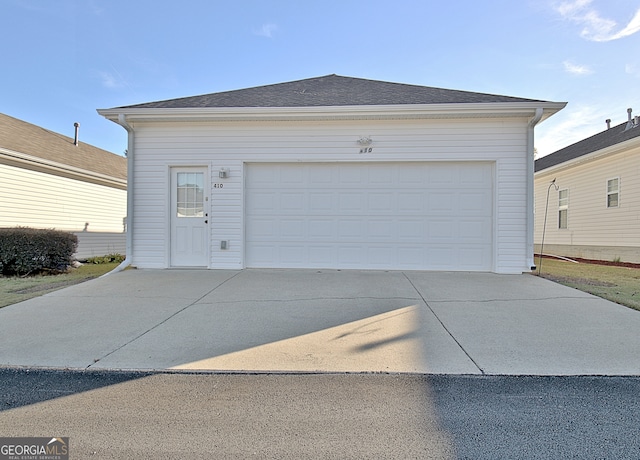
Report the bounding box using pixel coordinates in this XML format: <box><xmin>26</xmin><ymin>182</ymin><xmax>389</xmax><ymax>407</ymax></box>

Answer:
<box><xmin>535</xmin><ymin>254</ymin><xmax>640</xmax><ymax>270</ymax></box>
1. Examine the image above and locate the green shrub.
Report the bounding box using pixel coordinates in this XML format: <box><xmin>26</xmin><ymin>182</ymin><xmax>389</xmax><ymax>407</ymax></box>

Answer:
<box><xmin>85</xmin><ymin>253</ymin><xmax>125</xmax><ymax>264</ymax></box>
<box><xmin>0</xmin><ymin>228</ymin><xmax>78</xmax><ymax>276</ymax></box>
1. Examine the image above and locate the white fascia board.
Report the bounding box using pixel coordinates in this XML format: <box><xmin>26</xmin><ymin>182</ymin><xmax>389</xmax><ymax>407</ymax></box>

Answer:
<box><xmin>535</xmin><ymin>135</ymin><xmax>640</xmax><ymax>177</ymax></box>
<box><xmin>98</xmin><ymin>101</ymin><xmax>566</xmax><ymax>123</ymax></box>
<box><xmin>0</xmin><ymin>147</ymin><xmax>127</xmax><ymax>190</ymax></box>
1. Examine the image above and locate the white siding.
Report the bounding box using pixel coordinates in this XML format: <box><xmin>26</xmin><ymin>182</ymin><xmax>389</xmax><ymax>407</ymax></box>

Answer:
<box><xmin>0</xmin><ymin>163</ymin><xmax>127</xmax><ymax>233</ymax></box>
<box><xmin>534</xmin><ymin>145</ymin><xmax>640</xmax><ymax>257</ymax></box>
<box><xmin>129</xmin><ymin>117</ymin><xmax>530</xmax><ymax>273</ymax></box>
<box><xmin>74</xmin><ymin>232</ymin><xmax>127</xmax><ymax>259</ymax></box>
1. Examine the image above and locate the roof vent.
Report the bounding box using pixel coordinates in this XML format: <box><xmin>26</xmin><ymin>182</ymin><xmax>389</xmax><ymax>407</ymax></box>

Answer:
<box><xmin>73</xmin><ymin>122</ymin><xmax>80</xmax><ymax>146</ymax></box>
<box><xmin>625</xmin><ymin>108</ymin><xmax>633</xmax><ymax>131</ymax></box>
<box><xmin>606</xmin><ymin>119</ymin><xmax>611</xmax><ymax>129</ymax></box>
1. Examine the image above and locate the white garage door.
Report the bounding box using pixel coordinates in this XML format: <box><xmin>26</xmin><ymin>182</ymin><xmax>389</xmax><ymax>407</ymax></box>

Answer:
<box><xmin>245</xmin><ymin>162</ymin><xmax>493</xmax><ymax>271</ymax></box>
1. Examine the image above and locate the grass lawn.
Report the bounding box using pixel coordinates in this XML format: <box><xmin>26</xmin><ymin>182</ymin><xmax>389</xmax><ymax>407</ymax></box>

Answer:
<box><xmin>535</xmin><ymin>258</ymin><xmax>640</xmax><ymax>312</ymax></box>
<box><xmin>0</xmin><ymin>262</ymin><xmax>119</xmax><ymax>308</ymax></box>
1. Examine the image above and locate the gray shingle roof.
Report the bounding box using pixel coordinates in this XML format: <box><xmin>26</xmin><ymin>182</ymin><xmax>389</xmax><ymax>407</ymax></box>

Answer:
<box><xmin>535</xmin><ymin>120</ymin><xmax>640</xmax><ymax>172</ymax></box>
<box><xmin>0</xmin><ymin>113</ymin><xmax>126</xmax><ymax>181</ymax></box>
<box><xmin>120</xmin><ymin>74</ymin><xmax>548</xmax><ymax>109</ymax></box>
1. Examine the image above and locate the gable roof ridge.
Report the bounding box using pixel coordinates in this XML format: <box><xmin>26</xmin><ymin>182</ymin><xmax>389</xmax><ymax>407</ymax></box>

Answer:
<box><xmin>117</xmin><ymin>74</ymin><xmax>551</xmax><ymax>110</ymax></box>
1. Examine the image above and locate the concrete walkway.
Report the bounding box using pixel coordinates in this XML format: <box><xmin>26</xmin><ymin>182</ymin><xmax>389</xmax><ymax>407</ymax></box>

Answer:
<box><xmin>1</xmin><ymin>269</ymin><xmax>639</xmax><ymax>375</ymax></box>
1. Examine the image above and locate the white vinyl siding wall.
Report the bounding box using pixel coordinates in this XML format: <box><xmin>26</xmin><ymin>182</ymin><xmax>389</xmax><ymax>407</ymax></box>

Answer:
<box><xmin>0</xmin><ymin>163</ymin><xmax>127</xmax><ymax>233</ymax></box>
<box><xmin>534</xmin><ymin>146</ymin><xmax>640</xmax><ymax>249</ymax></box>
<box><xmin>129</xmin><ymin>117</ymin><xmax>530</xmax><ymax>273</ymax></box>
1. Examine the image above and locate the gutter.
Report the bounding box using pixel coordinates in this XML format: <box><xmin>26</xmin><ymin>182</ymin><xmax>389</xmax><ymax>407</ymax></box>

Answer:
<box><xmin>97</xmin><ymin>102</ymin><xmax>568</xmax><ymax>123</ymax></box>
<box><xmin>526</xmin><ymin>108</ymin><xmax>544</xmax><ymax>271</ymax></box>
<box><xmin>102</xmin><ymin>114</ymin><xmax>134</xmax><ymax>276</ymax></box>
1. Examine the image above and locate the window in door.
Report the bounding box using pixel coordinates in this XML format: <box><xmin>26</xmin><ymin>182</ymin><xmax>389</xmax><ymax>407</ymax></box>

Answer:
<box><xmin>176</xmin><ymin>172</ymin><xmax>204</xmax><ymax>217</ymax></box>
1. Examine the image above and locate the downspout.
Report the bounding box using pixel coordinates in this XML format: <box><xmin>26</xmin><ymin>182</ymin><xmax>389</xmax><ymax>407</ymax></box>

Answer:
<box><xmin>102</xmin><ymin>114</ymin><xmax>134</xmax><ymax>276</ymax></box>
<box><xmin>526</xmin><ymin>108</ymin><xmax>544</xmax><ymax>271</ymax></box>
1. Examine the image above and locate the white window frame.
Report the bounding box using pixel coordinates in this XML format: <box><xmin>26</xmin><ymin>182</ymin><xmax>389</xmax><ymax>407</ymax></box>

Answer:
<box><xmin>607</xmin><ymin>177</ymin><xmax>620</xmax><ymax>208</ymax></box>
<box><xmin>558</xmin><ymin>188</ymin><xmax>568</xmax><ymax>229</ymax></box>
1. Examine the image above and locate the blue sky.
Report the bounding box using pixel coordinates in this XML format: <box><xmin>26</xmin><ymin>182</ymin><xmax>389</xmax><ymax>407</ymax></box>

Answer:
<box><xmin>2</xmin><ymin>0</ymin><xmax>639</xmax><ymax>157</ymax></box>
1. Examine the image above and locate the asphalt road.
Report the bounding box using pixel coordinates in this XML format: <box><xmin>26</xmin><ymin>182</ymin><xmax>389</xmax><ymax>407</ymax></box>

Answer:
<box><xmin>1</xmin><ymin>369</ymin><xmax>639</xmax><ymax>459</ymax></box>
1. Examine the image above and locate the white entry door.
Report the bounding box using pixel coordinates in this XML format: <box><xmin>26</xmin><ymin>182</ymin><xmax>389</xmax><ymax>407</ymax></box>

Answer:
<box><xmin>170</xmin><ymin>167</ymin><xmax>209</xmax><ymax>267</ymax></box>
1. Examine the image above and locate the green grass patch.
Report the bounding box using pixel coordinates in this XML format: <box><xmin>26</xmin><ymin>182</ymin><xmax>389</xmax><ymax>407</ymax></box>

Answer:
<box><xmin>0</xmin><ymin>262</ymin><xmax>119</xmax><ymax>308</ymax></box>
<box><xmin>536</xmin><ymin>258</ymin><xmax>640</xmax><ymax>311</ymax></box>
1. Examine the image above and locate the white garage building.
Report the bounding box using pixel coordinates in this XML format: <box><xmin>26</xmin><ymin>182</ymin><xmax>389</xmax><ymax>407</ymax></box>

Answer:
<box><xmin>98</xmin><ymin>75</ymin><xmax>564</xmax><ymax>273</ymax></box>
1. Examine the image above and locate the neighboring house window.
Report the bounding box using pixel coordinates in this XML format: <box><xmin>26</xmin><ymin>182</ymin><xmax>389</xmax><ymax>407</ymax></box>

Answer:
<box><xmin>558</xmin><ymin>189</ymin><xmax>568</xmax><ymax>229</ymax></box>
<box><xmin>607</xmin><ymin>178</ymin><xmax>619</xmax><ymax>208</ymax></box>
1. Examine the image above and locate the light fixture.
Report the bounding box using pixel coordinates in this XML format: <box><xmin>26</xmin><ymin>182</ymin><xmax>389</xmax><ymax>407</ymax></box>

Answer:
<box><xmin>219</xmin><ymin>168</ymin><xmax>229</xmax><ymax>178</ymax></box>
<box><xmin>357</xmin><ymin>136</ymin><xmax>372</xmax><ymax>146</ymax></box>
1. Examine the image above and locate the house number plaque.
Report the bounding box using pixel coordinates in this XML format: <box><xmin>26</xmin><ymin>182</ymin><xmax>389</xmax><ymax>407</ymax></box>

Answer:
<box><xmin>213</xmin><ymin>183</ymin><xmax>224</xmax><ymax>188</ymax></box>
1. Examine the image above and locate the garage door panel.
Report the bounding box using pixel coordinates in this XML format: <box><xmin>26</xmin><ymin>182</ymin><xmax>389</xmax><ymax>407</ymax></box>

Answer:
<box><xmin>250</xmin><ymin>218</ymin><xmax>276</xmax><ymax>237</ymax></box>
<box><xmin>398</xmin><ymin>193</ymin><xmax>424</xmax><ymax>213</ymax></box>
<box><xmin>309</xmin><ymin>165</ymin><xmax>334</xmax><ymax>184</ymax></box>
<box><xmin>426</xmin><ymin>247</ymin><xmax>455</xmax><ymax>268</ymax></box>
<box><xmin>249</xmin><ymin>192</ymin><xmax>277</xmax><ymax>213</ymax></box>
<box><xmin>280</xmin><ymin>166</ymin><xmax>306</xmax><ymax>185</ymax></box>
<box><xmin>368</xmin><ymin>166</ymin><xmax>394</xmax><ymax>185</ymax></box>
<box><xmin>367</xmin><ymin>219</ymin><xmax>395</xmax><ymax>240</ymax></box>
<box><xmin>398</xmin><ymin>219</ymin><xmax>426</xmax><ymax>241</ymax></box>
<box><xmin>280</xmin><ymin>219</ymin><xmax>305</xmax><ymax>238</ymax></box>
<box><xmin>403</xmin><ymin>167</ymin><xmax>426</xmax><ymax>184</ymax></box>
<box><xmin>460</xmin><ymin>191</ymin><xmax>492</xmax><ymax>212</ymax></box>
<box><xmin>428</xmin><ymin>193</ymin><xmax>455</xmax><ymax>213</ymax></box>
<box><xmin>309</xmin><ymin>193</ymin><xmax>333</xmax><ymax>211</ymax></box>
<box><xmin>309</xmin><ymin>245</ymin><xmax>337</xmax><ymax>264</ymax></box>
<box><xmin>459</xmin><ymin>218</ymin><xmax>492</xmax><ymax>241</ymax></box>
<box><xmin>280</xmin><ymin>245</ymin><xmax>306</xmax><ymax>263</ymax></box>
<box><xmin>371</xmin><ymin>194</ymin><xmax>397</xmax><ymax>213</ymax></box>
<box><xmin>338</xmin><ymin>193</ymin><xmax>366</xmax><ymax>213</ymax></box>
<box><xmin>338</xmin><ymin>220</ymin><xmax>365</xmax><ymax>238</ymax></box>
<box><xmin>397</xmin><ymin>247</ymin><xmax>427</xmax><ymax>266</ymax></box>
<box><xmin>428</xmin><ymin>220</ymin><xmax>455</xmax><ymax>240</ymax></box>
<box><xmin>309</xmin><ymin>219</ymin><xmax>335</xmax><ymax>239</ymax></box>
<box><xmin>368</xmin><ymin>247</ymin><xmax>396</xmax><ymax>266</ymax></box>
<box><xmin>249</xmin><ymin>244</ymin><xmax>275</xmax><ymax>264</ymax></box>
<box><xmin>338</xmin><ymin>246</ymin><xmax>366</xmax><ymax>266</ymax></box>
<box><xmin>246</xmin><ymin>162</ymin><xmax>493</xmax><ymax>271</ymax></box>
<box><xmin>338</xmin><ymin>167</ymin><xmax>365</xmax><ymax>186</ymax></box>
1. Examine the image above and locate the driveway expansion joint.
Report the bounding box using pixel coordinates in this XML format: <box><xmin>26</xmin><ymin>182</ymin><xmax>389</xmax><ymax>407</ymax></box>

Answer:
<box><xmin>402</xmin><ymin>272</ymin><xmax>486</xmax><ymax>375</ymax></box>
<box><xmin>85</xmin><ymin>271</ymin><xmax>243</xmax><ymax>369</ymax></box>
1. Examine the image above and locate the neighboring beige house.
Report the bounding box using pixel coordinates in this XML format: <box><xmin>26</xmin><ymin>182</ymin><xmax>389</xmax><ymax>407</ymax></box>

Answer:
<box><xmin>0</xmin><ymin>113</ymin><xmax>127</xmax><ymax>259</ymax></box>
<box><xmin>99</xmin><ymin>74</ymin><xmax>565</xmax><ymax>273</ymax></box>
<box><xmin>534</xmin><ymin>109</ymin><xmax>640</xmax><ymax>263</ymax></box>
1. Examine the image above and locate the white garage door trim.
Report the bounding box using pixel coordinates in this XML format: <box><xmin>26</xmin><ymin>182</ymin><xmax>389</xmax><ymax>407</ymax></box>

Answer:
<box><xmin>245</xmin><ymin>162</ymin><xmax>494</xmax><ymax>271</ymax></box>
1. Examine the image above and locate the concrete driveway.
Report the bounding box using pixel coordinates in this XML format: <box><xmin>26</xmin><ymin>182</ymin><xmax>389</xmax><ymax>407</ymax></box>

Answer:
<box><xmin>1</xmin><ymin>269</ymin><xmax>639</xmax><ymax>375</ymax></box>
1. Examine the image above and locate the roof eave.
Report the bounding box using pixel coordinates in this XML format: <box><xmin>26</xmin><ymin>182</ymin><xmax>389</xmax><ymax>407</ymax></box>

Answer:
<box><xmin>98</xmin><ymin>101</ymin><xmax>566</xmax><ymax>123</ymax></box>
<box><xmin>535</xmin><ymin>134</ymin><xmax>640</xmax><ymax>176</ymax></box>
<box><xmin>0</xmin><ymin>147</ymin><xmax>127</xmax><ymax>190</ymax></box>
